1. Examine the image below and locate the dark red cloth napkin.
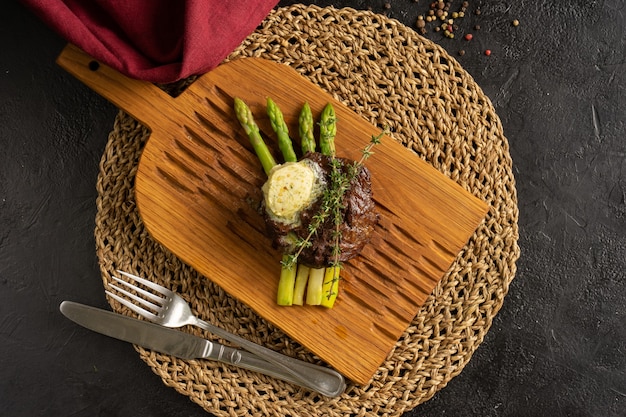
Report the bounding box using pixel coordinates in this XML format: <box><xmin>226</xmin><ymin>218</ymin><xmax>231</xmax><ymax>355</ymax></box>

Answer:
<box><xmin>23</xmin><ymin>0</ymin><xmax>279</xmax><ymax>83</ymax></box>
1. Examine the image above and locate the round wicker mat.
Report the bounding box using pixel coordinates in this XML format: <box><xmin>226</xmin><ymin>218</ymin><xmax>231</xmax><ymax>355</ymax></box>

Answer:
<box><xmin>95</xmin><ymin>4</ymin><xmax>519</xmax><ymax>416</ymax></box>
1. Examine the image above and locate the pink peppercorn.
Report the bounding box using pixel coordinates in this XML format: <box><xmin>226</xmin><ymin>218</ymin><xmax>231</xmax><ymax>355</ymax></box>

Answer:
<box><xmin>464</xmin><ymin>33</ymin><xmax>473</xmax><ymax>41</ymax></box>
<box><xmin>485</xmin><ymin>49</ymin><xmax>492</xmax><ymax>56</ymax></box>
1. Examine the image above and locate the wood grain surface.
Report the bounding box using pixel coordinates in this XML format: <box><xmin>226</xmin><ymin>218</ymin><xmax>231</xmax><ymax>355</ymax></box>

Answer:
<box><xmin>57</xmin><ymin>44</ymin><xmax>488</xmax><ymax>384</ymax></box>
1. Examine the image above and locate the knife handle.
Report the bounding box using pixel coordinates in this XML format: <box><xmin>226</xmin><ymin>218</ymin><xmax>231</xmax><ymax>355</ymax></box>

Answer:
<box><xmin>194</xmin><ymin>317</ymin><xmax>346</xmax><ymax>397</ymax></box>
<box><xmin>207</xmin><ymin>344</ymin><xmax>338</xmax><ymax>390</ymax></box>
<box><xmin>210</xmin><ymin>343</ymin><xmax>242</xmax><ymax>364</ymax></box>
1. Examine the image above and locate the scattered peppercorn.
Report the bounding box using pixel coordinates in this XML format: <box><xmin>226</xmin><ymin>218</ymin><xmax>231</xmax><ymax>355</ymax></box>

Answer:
<box><xmin>512</xmin><ymin>19</ymin><xmax>520</xmax><ymax>27</ymax></box>
<box><xmin>458</xmin><ymin>49</ymin><xmax>465</xmax><ymax>56</ymax></box>
<box><xmin>412</xmin><ymin>0</ymin><xmax>490</xmax><ymax>44</ymax></box>
<box><xmin>383</xmin><ymin>2</ymin><xmax>391</xmax><ymax>10</ymax></box>
<box><xmin>484</xmin><ymin>49</ymin><xmax>492</xmax><ymax>56</ymax></box>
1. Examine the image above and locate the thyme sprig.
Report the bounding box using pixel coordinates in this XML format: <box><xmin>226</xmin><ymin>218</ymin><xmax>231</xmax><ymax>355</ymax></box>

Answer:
<box><xmin>281</xmin><ymin>129</ymin><xmax>387</xmax><ymax>275</ymax></box>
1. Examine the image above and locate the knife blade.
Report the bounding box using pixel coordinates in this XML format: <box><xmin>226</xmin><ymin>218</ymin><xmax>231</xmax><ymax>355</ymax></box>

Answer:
<box><xmin>59</xmin><ymin>300</ymin><xmax>329</xmax><ymax>392</ymax></box>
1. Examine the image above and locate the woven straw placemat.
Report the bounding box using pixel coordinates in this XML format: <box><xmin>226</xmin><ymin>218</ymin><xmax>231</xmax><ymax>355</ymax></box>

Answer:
<box><xmin>95</xmin><ymin>4</ymin><xmax>519</xmax><ymax>416</ymax></box>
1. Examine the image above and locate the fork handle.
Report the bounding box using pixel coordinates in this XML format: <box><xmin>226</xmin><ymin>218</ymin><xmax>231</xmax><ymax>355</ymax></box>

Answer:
<box><xmin>192</xmin><ymin>317</ymin><xmax>346</xmax><ymax>397</ymax></box>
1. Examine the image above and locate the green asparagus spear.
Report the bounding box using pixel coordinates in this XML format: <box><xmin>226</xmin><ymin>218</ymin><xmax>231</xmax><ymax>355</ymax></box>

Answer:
<box><xmin>267</xmin><ymin>98</ymin><xmax>297</xmax><ymax>163</ymax></box>
<box><xmin>277</xmin><ymin>255</ymin><xmax>297</xmax><ymax>306</ymax></box>
<box><xmin>320</xmin><ymin>266</ymin><xmax>341</xmax><ymax>308</ymax></box>
<box><xmin>299</xmin><ymin>102</ymin><xmax>316</xmax><ymax>154</ymax></box>
<box><xmin>234</xmin><ymin>98</ymin><xmax>276</xmax><ymax>175</ymax></box>
<box><xmin>293</xmin><ymin>264</ymin><xmax>310</xmax><ymax>305</ymax></box>
<box><xmin>305</xmin><ymin>267</ymin><xmax>326</xmax><ymax>305</ymax></box>
<box><xmin>319</xmin><ymin>103</ymin><xmax>337</xmax><ymax>156</ymax></box>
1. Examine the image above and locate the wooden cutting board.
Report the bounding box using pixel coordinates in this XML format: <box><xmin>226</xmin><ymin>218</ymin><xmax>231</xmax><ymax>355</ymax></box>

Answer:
<box><xmin>57</xmin><ymin>44</ymin><xmax>488</xmax><ymax>385</ymax></box>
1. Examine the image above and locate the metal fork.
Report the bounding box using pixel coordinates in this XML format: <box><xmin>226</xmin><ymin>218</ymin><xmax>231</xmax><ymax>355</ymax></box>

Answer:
<box><xmin>105</xmin><ymin>270</ymin><xmax>346</xmax><ymax>397</ymax></box>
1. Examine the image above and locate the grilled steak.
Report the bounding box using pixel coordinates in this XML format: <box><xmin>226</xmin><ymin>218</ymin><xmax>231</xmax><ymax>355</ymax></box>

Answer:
<box><xmin>264</xmin><ymin>152</ymin><xmax>378</xmax><ymax>268</ymax></box>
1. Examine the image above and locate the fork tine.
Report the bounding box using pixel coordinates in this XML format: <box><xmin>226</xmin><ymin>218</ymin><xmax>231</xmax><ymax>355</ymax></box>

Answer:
<box><xmin>111</xmin><ymin>276</ymin><xmax>163</xmax><ymax>304</ymax></box>
<box><xmin>108</xmin><ymin>280</ymin><xmax>161</xmax><ymax>311</ymax></box>
<box><xmin>105</xmin><ymin>290</ymin><xmax>160</xmax><ymax>321</ymax></box>
<box><xmin>117</xmin><ymin>270</ymin><xmax>171</xmax><ymax>295</ymax></box>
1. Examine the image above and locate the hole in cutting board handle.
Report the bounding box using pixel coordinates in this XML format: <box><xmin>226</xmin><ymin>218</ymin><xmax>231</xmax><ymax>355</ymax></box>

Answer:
<box><xmin>88</xmin><ymin>61</ymin><xmax>100</xmax><ymax>71</ymax></box>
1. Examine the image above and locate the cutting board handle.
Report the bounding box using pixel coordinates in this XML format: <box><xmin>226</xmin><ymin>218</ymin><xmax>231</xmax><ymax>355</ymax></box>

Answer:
<box><xmin>56</xmin><ymin>44</ymin><xmax>176</xmax><ymax>131</ymax></box>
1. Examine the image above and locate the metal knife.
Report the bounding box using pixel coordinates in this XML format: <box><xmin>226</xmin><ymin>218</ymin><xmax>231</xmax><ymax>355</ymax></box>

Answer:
<box><xmin>60</xmin><ymin>301</ymin><xmax>345</xmax><ymax>396</ymax></box>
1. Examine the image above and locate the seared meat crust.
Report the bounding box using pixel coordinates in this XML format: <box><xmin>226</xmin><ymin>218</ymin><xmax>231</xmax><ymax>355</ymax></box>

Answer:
<box><xmin>264</xmin><ymin>152</ymin><xmax>378</xmax><ymax>268</ymax></box>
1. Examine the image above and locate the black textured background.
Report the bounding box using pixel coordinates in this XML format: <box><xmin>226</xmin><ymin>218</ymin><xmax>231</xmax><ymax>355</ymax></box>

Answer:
<box><xmin>2</xmin><ymin>1</ymin><xmax>625</xmax><ymax>416</ymax></box>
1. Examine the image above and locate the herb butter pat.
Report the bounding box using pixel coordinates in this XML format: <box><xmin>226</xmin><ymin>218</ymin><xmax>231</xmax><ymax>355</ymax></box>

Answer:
<box><xmin>262</xmin><ymin>160</ymin><xmax>324</xmax><ymax>225</ymax></box>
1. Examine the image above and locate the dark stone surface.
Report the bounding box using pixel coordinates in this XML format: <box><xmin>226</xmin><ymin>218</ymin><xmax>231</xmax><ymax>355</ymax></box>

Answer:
<box><xmin>2</xmin><ymin>0</ymin><xmax>624</xmax><ymax>416</ymax></box>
